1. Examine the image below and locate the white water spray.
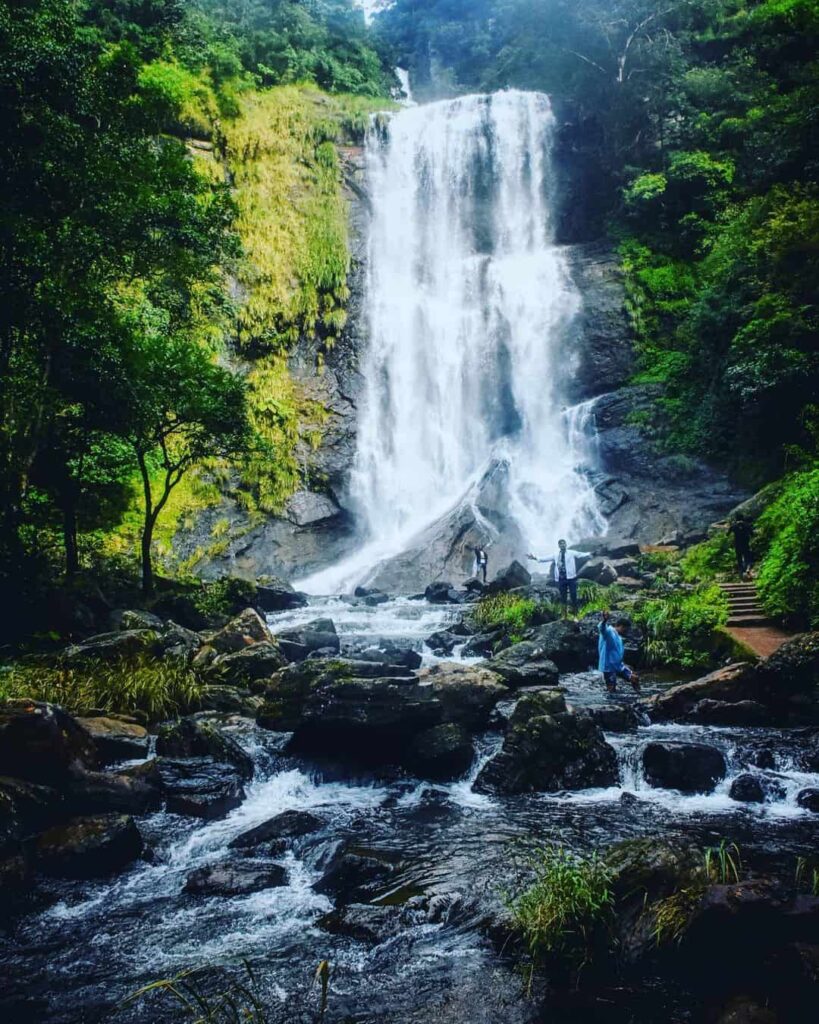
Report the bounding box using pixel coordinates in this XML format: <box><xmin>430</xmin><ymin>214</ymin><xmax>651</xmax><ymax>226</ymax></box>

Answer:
<box><xmin>302</xmin><ymin>91</ymin><xmax>604</xmax><ymax>593</ymax></box>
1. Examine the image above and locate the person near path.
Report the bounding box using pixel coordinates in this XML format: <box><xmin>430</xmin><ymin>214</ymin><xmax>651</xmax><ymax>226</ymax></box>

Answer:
<box><xmin>728</xmin><ymin>512</ymin><xmax>754</xmax><ymax>578</ymax></box>
<box><xmin>527</xmin><ymin>539</ymin><xmax>580</xmax><ymax>616</ymax></box>
<box><xmin>472</xmin><ymin>545</ymin><xmax>489</xmax><ymax>584</ymax></box>
<box><xmin>598</xmin><ymin>611</ymin><xmax>640</xmax><ymax>694</ymax></box>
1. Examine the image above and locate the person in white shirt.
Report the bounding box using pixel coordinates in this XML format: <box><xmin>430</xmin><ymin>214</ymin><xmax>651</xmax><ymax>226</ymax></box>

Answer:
<box><xmin>527</xmin><ymin>539</ymin><xmax>581</xmax><ymax>616</ymax></box>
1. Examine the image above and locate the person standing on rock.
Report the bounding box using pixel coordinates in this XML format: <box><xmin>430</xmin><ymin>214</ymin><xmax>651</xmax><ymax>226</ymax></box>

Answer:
<box><xmin>472</xmin><ymin>545</ymin><xmax>489</xmax><ymax>584</ymax></box>
<box><xmin>598</xmin><ymin>611</ymin><xmax>640</xmax><ymax>694</ymax></box>
<box><xmin>729</xmin><ymin>512</ymin><xmax>754</xmax><ymax>578</ymax></box>
<box><xmin>527</xmin><ymin>539</ymin><xmax>580</xmax><ymax>617</ymax></box>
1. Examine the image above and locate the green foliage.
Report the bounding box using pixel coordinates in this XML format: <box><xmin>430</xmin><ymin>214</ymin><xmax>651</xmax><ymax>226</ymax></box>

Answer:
<box><xmin>652</xmin><ymin>885</ymin><xmax>705</xmax><ymax>947</ymax></box>
<box><xmin>756</xmin><ymin>463</ymin><xmax>819</xmax><ymax>626</ymax></box>
<box><xmin>680</xmin><ymin>533</ymin><xmax>736</xmax><ymax>583</ymax></box>
<box><xmin>121</xmin><ymin>960</ymin><xmax>270</xmax><ymax>1022</ymax></box>
<box><xmin>632</xmin><ymin>585</ymin><xmax>728</xmax><ymax>669</ymax></box>
<box><xmin>704</xmin><ymin>839</ymin><xmax>742</xmax><ymax>884</ymax></box>
<box><xmin>471</xmin><ymin>592</ymin><xmax>542</xmax><ymax>637</ymax></box>
<box><xmin>191</xmin><ymin>577</ymin><xmax>257</xmax><ymax>620</ymax></box>
<box><xmin>0</xmin><ymin>657</ymin><xmax>202</xmax><ymax>720</ymax></box>
<box><xmin>577</xmin><ymin>580</ymin><xmax>624</xmax><ymax>614</ymax></box>
<box><xmin>509</xmin><ymin>845</ymin><xmax>614</xmax><ymax>964</ymax></box>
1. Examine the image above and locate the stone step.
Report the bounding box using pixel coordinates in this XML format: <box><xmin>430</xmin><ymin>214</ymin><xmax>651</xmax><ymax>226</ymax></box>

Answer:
<box><xmin>727</xmin><ymin>614</ymin><xmax>772</xmax><ymax>628</ymax></box>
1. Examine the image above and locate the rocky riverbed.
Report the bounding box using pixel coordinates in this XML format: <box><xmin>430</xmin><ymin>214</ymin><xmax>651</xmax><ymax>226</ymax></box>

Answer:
<box><xmin>1</xmin><ymin>577</ymin><xmax>818</xmax><ymax>1023</ymax></box>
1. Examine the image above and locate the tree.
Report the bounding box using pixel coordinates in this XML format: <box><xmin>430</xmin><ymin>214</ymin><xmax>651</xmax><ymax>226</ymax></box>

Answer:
<box><xmin>117</xmin><ymin>326</ymin><xmax>248</xmax><ymax>593</ymax></box>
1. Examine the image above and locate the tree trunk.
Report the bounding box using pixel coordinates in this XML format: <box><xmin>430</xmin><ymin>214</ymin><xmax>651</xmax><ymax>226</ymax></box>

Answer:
<box><xmin>63</xmin><ymin>501</ymin><xmax>79</xmax><ymax>577</ymax></box>
<box><xmin>137</xmin><ymin>451</ymin><xmax>155</xmax><ymax>595</ymax></box>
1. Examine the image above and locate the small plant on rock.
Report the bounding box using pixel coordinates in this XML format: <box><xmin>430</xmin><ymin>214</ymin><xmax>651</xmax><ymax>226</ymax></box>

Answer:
<box><xmin>704</xmin><ymin>839</ymin><xmax>742</xmax><ymax>884</ymax></box>
<box><xmin>509</xmin><ymin>845</ymin><xmax>614</xmax><ymax>969</ymax></box>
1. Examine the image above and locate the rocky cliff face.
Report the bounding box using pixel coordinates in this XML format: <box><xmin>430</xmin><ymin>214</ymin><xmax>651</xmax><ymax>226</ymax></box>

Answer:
<box><xmin>175</xmin><ymin>122</ymin><xmax>745</xmax><ymax>591</ymax></box>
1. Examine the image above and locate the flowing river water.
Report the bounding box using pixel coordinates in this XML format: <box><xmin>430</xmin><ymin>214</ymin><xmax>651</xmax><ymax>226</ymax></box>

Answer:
<box><xmin>3</xmin><ymin>599</ymin><xmax>819</xmax><ymax>1024</ymax></box>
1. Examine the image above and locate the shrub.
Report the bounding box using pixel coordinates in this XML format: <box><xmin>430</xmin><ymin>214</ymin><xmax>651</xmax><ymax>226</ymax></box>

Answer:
<box><xmin>0</xmin><ymin>658</ymin><xmax>202</xmax><ymax>720</ymax></box>
<box><xmin>756</xmin><ymin>464</ymin><xmax>819</xmax><ymax>627</ymax></box>
<box><xmin>632</xmin><ymin>585</ymin><xmax>728</xmax><ymax>669</ymax></box>
<box><xmin>509</xmin><ymin>846</ymin><xmax>614</xmax><ymax>965</ymax></box>
<box><xmin>680</xmin><ymin>532</ymin><xmax>736</xmax><ymax>582</ymax></box>
<box><xmin>471</xmin><ymin>593</ymin><xmax>543</xmax><ymax>638</ymax></box>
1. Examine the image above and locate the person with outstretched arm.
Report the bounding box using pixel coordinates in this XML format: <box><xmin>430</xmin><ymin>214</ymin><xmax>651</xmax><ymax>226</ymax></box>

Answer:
<box><xmin>471</xmin><ymin>545</ymin><xmax>489</xmax><ymax>584</ymax></box>
<box><xmin>598</xmin><ymin>611</ymin><xmax>640</xmax><ymax>694</ymax></box>
<box><xmin>527</xmin><ymin>538</ymin><xmax>580</xmax><ymax>616</ymax></box>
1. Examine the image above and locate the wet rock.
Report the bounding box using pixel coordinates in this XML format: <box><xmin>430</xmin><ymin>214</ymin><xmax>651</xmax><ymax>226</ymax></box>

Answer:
<box><xmin>644</xmin><ymin>663</ymin><xmax>757</xmax><ymax>721</ymax></box>
<box><xmin>353</xmin><ymin>586</ymin><xmax>390</xmax><ymax>606</ymax></box>
<box><xmin>730</xmin><ymin>774</ymin><xmax>765</xmax><ymax>803</ymax></box>
<box><xmin>0</xmin><ymin>700</ymin><xmax>97</xmax><ymax>784</ymax></box>
<box><xmin>474</xmin><ymin>692</ymin><xmax>617</xmax><ymax>794</ymax></box>
<box><xmin>184</xmin><ymin>861</ymin><xmax>287</xmax><ymax>896</ymax></box>
<box><xmin>425</xmin><ymin>630</ymin><xmax>462</xmax><ymax>656</ymax></box>
<box><xmin>198</xmin><ymin>686</ymin><xmax>262</xmax><ymax>716</ymax></box>
<box><xmin>209</xmin><ymin>608</ymin><xmax>274</xmax><ymax>654</ymax></box>
<box><xmin>277</xmin><ymin>618</ymin><xmax>340</xmax><ymax>661</ymax></box>
<box><xmin>578</xmin><ymin>557</ymin><xmax>618</xmax><ymax>585</ymax></box>
<box><xmin>153</xmin><ymin>758</ymin><xmax>246</xmax><ymax>819</ymax></box>
<box><xmin>31</xmin><ymin>814</ymin><xmax>143</xmax><ymax>877</ymax></box>
<box><xmin>317</xmin><ymin>903</ymin><xmax>402</xmax><ymax>943</ymax></box>
<box><xmin>65</xmin><ymin>770</ymin><xmax>161</xmax><ymax>816</ymax></box>
<box><xmin>715</xmin><ymin>997</ymin><xmax>778</xmax><ymax>1024</ymax></box>
<box><xmin>208</xmin><ymin>641</ymin><xmax>286</xmax><ymax>685</ymax></box>
<box><xmin>488</xmin><ymin>560</ymin><xmax>531</xmax><ymax>592</ymax></box>
<box><xmin>344</xmin><ymin>641</ymin><xmax>422</xmax><ymax>670</ymax></box>
<box><xmin>110</xmin><ymin>609</ymin><xmax>164</xmax><ymax>632</ymax></box>
<box><xmin>261</xmin><ymin>660</ymin><xmax>505</xmax><ymax>770</ymax></box>
<box><xmin>642</xmin><ymin>741</ymin><xmax>727</xmax><ymax>793</ymax></box>
<box><xmin>255</xmin><ymin>575</ymin><xmax>307</xmax><ymax>612</ymax></box>
<box><xmin>404</xmin><ymin>723</ymin><xmax>473</xmax><ymax>781</ymax></box>
<box><xmin>483</xmin><ymin>641</ymin><xmax>559</xmax><ymax>688</ymax></box>
<box><xmin>0</xmin><ymin>776</ymin><xmax>62</xmax><ymax>841</ymax></box>
<box><xmin>64</xmin><ymin>629</ymin><xmax>158</xmax><ymax>662</ymax></box>
<box><xmin>797</xmin><ymin>788</ymin><xmax>819</xmax><ymax>813</ymax></box>
<box><xmin>314</xmin><ymin>846</ymin><xmax>398</xmax><ymax>904</ymax></box>
<box><xmin>229</xmin><ymin>810</ymin><xmax>323</xmax><ymax>850</ymax></box>
<box><xmin>689</xmin><ymin>699</ymin><xmax>768</xmax><ymax>727</ymax></box>
<box><xmin>156</xmin><ymin>717</ymin><xmax>253</xmax><ymax>779</ymax></box>
<box><xmin>758</xmin><ymin>632</ymin><xmax>819</xmax><ymax>722</ymax></box>
<box><xmin>524</xmin><ymin>619</ymin><xmax>592</xmax><ymax>672</ymax></box>
<box><xmin>584</xmin><ymin>703</ymin><xmax>641</xmax><ymax>732</ymax></box>
<box><xmin>76</xmin><ymin>716</ymin><xmax>149</xmax><ymax>764</ymax></box>
<box><xmin>424</xmin><ymin>581</ymin><xmax>461</xmax><ymax>604</ymax></box>
<box><xmin>459</xmin><ymin>630</ymin><xmax>503</xmax><ymax>658</ymax></box>
<box><xmin>156</xmin><ymin>621</ymin><xmax>203</xmax><ymax>662</ymax></box>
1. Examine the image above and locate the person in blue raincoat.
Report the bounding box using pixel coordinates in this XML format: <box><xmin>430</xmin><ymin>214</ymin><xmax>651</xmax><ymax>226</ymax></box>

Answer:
<box><xmin>598</xmin><ymin>611</ymin><xmax>640</xmax><ymax>693</ymax></box>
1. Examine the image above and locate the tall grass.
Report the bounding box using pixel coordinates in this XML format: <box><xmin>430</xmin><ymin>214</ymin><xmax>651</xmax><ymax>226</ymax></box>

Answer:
<box><xmin>0</xmin><ymin>658</ymin><xmax>202</xmax><ymax>720</ymax></box>
<box><xmin>631</xmin><ymin>584</ymin><xmax>728</xmax><ymax>669</ymax></box>
<box><xmin>509</xmin><ymin>846</ymin><xmax>613</xmax><ymax>966</ymax></box>
<box><xmin>121</xmin><ymin>962</ymin><xmax>269</xmax><ymax>1023</ymax></box>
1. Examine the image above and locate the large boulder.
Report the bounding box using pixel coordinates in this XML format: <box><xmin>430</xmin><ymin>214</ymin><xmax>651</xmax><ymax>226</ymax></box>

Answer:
<box><xmin>31</xmin><ymin>814</ymin><xmax>143</xmax><ymax>878</ymax></box>
<box><xmin>688</xmin><ymin>699</ymin><xmax>768</xmax><ymax>727</ymax></box>
<box><xmin>474</xmin><ymin>692</ymin><xmax>618</xmax><ymax>794</ymax></box>
<box><xmin>425</xmin><ymin>630</ymin><xmax>463</xmax><ymax>656</ymax></box>
<box><xmin>578</xmin><ymin>557</ymin><xmax>618</xmax><ymax>585</ymax></box>
<box><xmin>259</xmin><ymin>660</ymin><xmax>505</xmax><ymax>771</ymax></box>
<box><xmin>757</xmin><ymin>632</ymin><xmax>819</xmax><ymax>721</ymax></box>
<box><xmin>523</xmin><ymin>620</ymin><xmax>593</xmax><ymax>672</ymax></box>
<box><xmin>64</xmin><ymin>770</ymin><xmax>161</xmax><ymax>816</ymax></box>
<box><xmin>152</xmin><ymin>758</ymin><xmax>246</xmax><ymax>820</ymax></box>
<box><xmin>483</xmin><ymin>641</ymin><xmax>559</xmax><ymax>688</ymax></box>
<box><xmin>156</xmin><ymin>621</ymin><xmax>203</xmax><ymax>662</ymax></box>
<box><xmin>229</xmin><ymin>810</ymin><xmax>323</xmax><ymax>851</ymax></box>
<box><xmin>424</xmin><ymin>581</ymin><xmax>461</xmax><ymax>604</ymax></box>
<box><xmin>314</xmin><ymin>845</ymin><xmax>399</xmax><ymax>904</ymax></box>
<box><xmin>642</xmin><ymin>741</ymin><xmax>727</xmax><ymax>793</ymax></box>
<box><xmin>155</xmin><ymin>718</ymin><xmax>253</xmax><ymax>779</ymax></box>
<box><xmin>404</xmin><ymin>723</ymin><xmax>473</xmax><ymax>781</ymax></box>
<box><xmin>344</xmin><ymin>641</ymin><xmax>422</xmax><ymax>671</ymax></box>
<box><xmin>64</xmin><ymin>629</ymin><xmax>157</xmax><ymax>662</ymax></box>
<box><xmin>208</xmin><ymin>642</ymin><xmax>286</xmax><ymax>685</ymax></box>
<box><xmin>184</xmin><ymin>862</ymin><xmax>287</xmax><ymax>896</ymax></box>
<box><xmin>209</xmin><ymin>608</ymin><xmax>274</xmax><ymax>654</ymax></box>
<box><xmin>643</xmin><ymin>663</ymin><xmax>757</xmax><ymax>722</ymax></box>
<box><xmin>276</xmin><ymin>618</ymin><xmax>340</xmax><ymax>661</ymax></box>
<box><xmin>110</xmin><ymin>609</ymin><xmax>164</xmax><ymax>632</ymax></box>
<box><xmin>0</xmin><ymin>700</ymin><xmax>97</xmax><ymax>784</ymax></box>
<box><xmin>488</xmin><ymin>561</ymin><xmax>531</xmax><ymax>592</ymax></box>
<box><xmin>255</xmin><ymin>575</ymin><xmax>307</xmax><ymax>612</ymax></box>
<box><xmin>76</xmin><ymin>715</ymin><xmax>149</xmax><ymax>764</ymax></box>
<box><xmin>729</xmin><ymin>774</ymin><xmax>765</xmax><ymax>803</ymax></box>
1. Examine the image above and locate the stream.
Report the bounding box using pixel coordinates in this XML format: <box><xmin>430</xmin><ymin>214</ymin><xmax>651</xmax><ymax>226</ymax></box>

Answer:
<box><xmin>2</xmin><ymin>598</ymin><xmax>818</xmax><ymax>1023</ymax></box>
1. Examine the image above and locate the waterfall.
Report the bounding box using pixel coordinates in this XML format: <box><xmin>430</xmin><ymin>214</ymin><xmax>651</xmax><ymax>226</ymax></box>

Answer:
<box><xmin>301</xmin><ymin>91</ymin><xmax>604</xmax><ymax>593</ymax></box>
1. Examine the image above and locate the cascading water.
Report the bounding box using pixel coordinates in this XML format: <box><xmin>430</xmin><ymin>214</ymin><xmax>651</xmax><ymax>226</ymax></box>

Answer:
<box><xmin>303</xmin><ymin>91</ymin><xmax>604</xmax><ymax>594</ymax></box>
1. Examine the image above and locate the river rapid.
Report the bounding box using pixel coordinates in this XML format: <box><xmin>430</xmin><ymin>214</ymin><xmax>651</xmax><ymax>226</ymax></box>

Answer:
<box><xmin>2</xmin><ymin>598</ymin><xmax>818</xmax><ymax>1024</ymax></box>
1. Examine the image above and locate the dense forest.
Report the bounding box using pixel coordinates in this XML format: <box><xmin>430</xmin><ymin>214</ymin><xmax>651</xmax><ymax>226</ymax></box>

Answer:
<box><xmin>1</xmin><ymin>0</ymin><xmax>817</xmax><ymax>639</ymax></box>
